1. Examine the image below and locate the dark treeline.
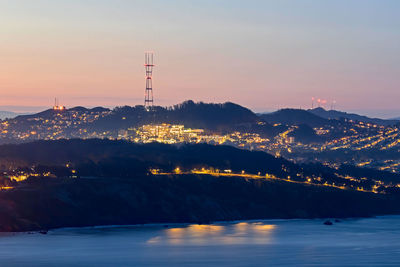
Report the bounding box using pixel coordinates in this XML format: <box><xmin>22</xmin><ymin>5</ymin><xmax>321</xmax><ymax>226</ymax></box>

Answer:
<box><xmin>0</xmin><ymin>139</ymin><xmax>399</xmax><ymax>193</ymax></box>
<box><xmin>0</xmin><ymin>139</ymin><xmax>295</xmax><ymax>177</ymax></box>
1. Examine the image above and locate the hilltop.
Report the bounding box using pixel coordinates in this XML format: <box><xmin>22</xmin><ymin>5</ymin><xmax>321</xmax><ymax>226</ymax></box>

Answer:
<box><xmin>260</xmin><ymin>108</ymin><xmax>333</xmax><ymax>128</ymax></box>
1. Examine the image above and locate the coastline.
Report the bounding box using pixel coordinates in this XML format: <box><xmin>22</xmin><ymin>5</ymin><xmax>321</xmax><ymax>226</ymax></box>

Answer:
<box><xmin>6</xmin><ymin>214</ymin><xmax>400</xmax><ymax>234</ymax></box>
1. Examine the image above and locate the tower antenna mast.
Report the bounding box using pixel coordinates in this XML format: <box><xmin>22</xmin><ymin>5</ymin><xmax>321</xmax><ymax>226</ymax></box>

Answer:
<box><xmin>144</xmin><ymin>51</ymin><xmax>155</xmax><ymax>110</ymax></box>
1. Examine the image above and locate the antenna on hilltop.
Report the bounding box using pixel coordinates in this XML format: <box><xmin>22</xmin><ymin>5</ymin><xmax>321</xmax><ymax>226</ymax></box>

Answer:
<box><xmin>331</xmin><ymin>100</ymin><xmax>336</xmax><ymax>110</ymax></box>
<box><xmin>53</xmin><ymin>97</ymin><xmax>65</xmax><ymax>111</ymax></box>
<box><xmin>144</xmin><ymin>51</ymin><xmax>155</xmax><ymax>110</ymax></box>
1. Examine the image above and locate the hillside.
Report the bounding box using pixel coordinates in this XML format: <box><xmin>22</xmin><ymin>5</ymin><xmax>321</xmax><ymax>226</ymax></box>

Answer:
<box><xmin>309</xmin><ymin>107</ymin><xmax>399</xmax><ymax>126</ymax></box>
<box><xmin>259</xmin><ymin>109</ymin><xmax>333</xmax><ymax>128</ymax></box>
<box><xmin>1</xmin><ymin>174</ymin><xmax>398</xmax><ymax>232</ymax></box>
<box><xmin>1</xmin><ymin>139</ymin><xmax>399</xmax><ymax>192</ymax></box>
<box><xmin>0</xmin><ymin>139</ymin><xmax>400</xmax><ymax>231</ymax></box>
<box><xmin>0</xmin><ymin>139</ymin><xmax>299</xmax><ymax>178</ymax></box>
<box><xmin>0</xmin><ymin>101</ymin><xmax>278</xmax><ymax>144</ymax></box>
<box><xmin>89</xmin><ymin>100</ymin><xmax>267</xmax><ymax>133</ymax></box>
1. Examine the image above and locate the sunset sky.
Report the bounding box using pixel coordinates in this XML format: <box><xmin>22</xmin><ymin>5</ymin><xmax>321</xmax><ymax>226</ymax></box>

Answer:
<box><xmin>1</xmin><ymin>0</ymin><xmax>399</xmax><ymax>117</ymax></box>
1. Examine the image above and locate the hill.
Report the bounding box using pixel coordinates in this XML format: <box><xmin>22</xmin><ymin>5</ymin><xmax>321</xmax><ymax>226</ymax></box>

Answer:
<box><xmin>1</xmin><ymin>139</ymin><xmax>399</xmax><ymax>192</ymax></box>
<box><xmin>89</xmin><ymin>100</ymin><xmax>268</xmax><ymax>133</ymax></box>
<box><xmin>259</xmin><ymin>109</ymin><xmax>333</xmax><ymax>128</ymax></box>
<box><xmin>0</xmin><ymin>101</ymin><xmax>278</xmax><ymax>144</ymax></box>
<box><xmin>1</xmin><ymin>173</ymin><xmax>398</xmax><ymax>232</ymax></box>
<box><xmin>309</xmin><ymin>107</ymin><xmax>399</xmax><ymax>126</ymax></box>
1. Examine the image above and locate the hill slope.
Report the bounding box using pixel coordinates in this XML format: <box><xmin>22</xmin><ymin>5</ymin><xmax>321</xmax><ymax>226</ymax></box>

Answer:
<box><xmin>1</xmin><ymin>139</ymin><xmax>399</xmax><ymax>191</ymax></box>
<box><xmin>1</xmin><ymin>174</ymin><xmax>398</xmax><ymax>232</ymax></box>
<box><xmin>309</xmin><ymin>107</ymin><xmax>398</xmax><ymax>126</ymax></box>
<box><xmin>0</xmin><ymin>140</ymin><xmax>399</xmax><ymax>231</ymax></box>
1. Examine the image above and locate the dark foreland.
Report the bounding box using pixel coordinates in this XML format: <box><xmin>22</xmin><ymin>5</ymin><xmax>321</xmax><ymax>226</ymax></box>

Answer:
<box><xmin>0</xmin><ymin>139</ymin><xmax>400</xmax><ymax>232</ymax></box>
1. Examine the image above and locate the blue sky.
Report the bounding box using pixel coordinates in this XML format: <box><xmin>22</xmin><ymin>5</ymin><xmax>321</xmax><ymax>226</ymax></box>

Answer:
<box><xmin>1</xmin><ymin>0</ymin><xmax>399</xmax><ymax>117</ymax></box>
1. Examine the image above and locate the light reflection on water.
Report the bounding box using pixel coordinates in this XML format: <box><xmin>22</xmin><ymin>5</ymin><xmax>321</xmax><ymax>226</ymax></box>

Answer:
<box><xmin>0</xmin><ymin>217</ymin><xmax>400</xmax><ymax>266</ymax></box>
<box><xmin>156</xmin><ymin>222</ymin><xmax>276</xmax><ymax>245</ymax></box>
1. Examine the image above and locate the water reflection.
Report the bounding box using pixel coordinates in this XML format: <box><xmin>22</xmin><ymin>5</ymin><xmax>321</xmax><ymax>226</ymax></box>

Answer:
<box><xmin>2</xmin><ymin>217</ymin><xmax>400</xmax><ymax>266</ymax></box>
<box><xmin>148</xmin><ymin>222</ymin><xmax>277</xmax><ymax>245</ymax></box>
<box><xmin>253</xmin><ymin>223</ymin><xmax>276</xmax><ymax>232</ymax></box>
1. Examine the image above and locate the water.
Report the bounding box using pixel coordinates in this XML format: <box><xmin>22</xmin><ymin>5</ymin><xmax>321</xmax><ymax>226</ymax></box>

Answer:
<box><xmin>1</xmin><ymin>216</ymin><xmax>400</xmax><ymax>266</ymax></box>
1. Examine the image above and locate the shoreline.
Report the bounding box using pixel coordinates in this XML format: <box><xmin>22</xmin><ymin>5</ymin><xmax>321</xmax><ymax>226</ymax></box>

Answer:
<box><xmin>6</xmin><ymin>214</ymin><xmax>400</xmax><ymax>235</ymax></box>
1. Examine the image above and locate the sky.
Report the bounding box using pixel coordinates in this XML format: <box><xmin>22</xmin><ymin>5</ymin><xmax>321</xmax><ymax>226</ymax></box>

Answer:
<box><xmin>1</xmin><ymin>0</ymin><xmax>399</xmax><ymax>117</ymax></box>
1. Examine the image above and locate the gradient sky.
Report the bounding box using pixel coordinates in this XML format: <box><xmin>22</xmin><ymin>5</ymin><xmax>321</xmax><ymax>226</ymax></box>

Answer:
<box><xmin>1</xmin><ymin>0</ymin><xmax>399</xmax><ymax>117</ymax></box>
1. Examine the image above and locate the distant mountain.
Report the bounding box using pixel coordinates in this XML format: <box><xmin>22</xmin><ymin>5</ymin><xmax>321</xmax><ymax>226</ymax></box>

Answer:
<box><xmin>309</xmin><ymin>107</ymin><xmax>399</xmax><ymax>126</ymax></box>
<box><xmin>0</xmin><ymin>111</ymin><xmax>19</xmax><ymax>120</ymax></box>
<box><xmin>259</xmin><ymin>108</ymin><xmax>333</xmax><ymax>128</ymax></box>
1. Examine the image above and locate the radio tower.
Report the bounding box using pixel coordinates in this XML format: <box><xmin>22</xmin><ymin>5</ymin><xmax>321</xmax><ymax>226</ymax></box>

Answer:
<box><xmin>144</xmin><ymin>51</ymin><xmax>155</xmax><ymax>110</ymax></box>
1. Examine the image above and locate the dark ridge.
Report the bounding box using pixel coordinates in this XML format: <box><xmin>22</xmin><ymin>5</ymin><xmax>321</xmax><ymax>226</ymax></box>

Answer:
<box><xmin>1</xmin><ymin>139</ymin><xmax>399</xmax><ymax>186</ymax></box>
<box><xmin>18</xmin><ymin>109</ymin><xmax>54</xmax><ymax>119</ymax></box>
<box><xmin>309</xmin><ymin>107</ymin><xmax>399</xmax><ymax>126</ymax></box>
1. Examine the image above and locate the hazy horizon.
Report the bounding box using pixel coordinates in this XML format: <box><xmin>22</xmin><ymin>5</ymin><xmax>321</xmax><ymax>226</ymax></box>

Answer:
<box><xmin>1</xmin><ymin>0</ymin><xmax>399</xmax><ymax>116</ymax></box>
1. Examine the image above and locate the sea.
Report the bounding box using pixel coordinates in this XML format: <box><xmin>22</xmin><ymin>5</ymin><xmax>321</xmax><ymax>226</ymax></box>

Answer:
<box><xmin>0</xmin><ymin>216</ymin><xmax>400</xmax><ymax>266</ymax></box>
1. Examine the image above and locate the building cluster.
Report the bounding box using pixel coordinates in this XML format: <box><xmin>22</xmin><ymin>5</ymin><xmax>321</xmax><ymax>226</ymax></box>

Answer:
<box><xmin>0</xmin><ymin>109</ymin><xmax>111</xmax><ymax>141</ymax></box>
<box><xmin>116</xmin><ymin>123</ymin><xmax>271</xmax><ymax>149</ymax></box>
<box><xmin>2</xmin><ymin>114</ymin><xmax>400</xmax><ymax>193</ymax></box>
<box><xmin>132</xmin><ymin>124</ymin><xmax>204</xmax><ymax>144</ymax></box>
<box><xmin>1</xmin><ymin>108</ymin><xmax>400</xmax><ymax>174</ymax></box>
